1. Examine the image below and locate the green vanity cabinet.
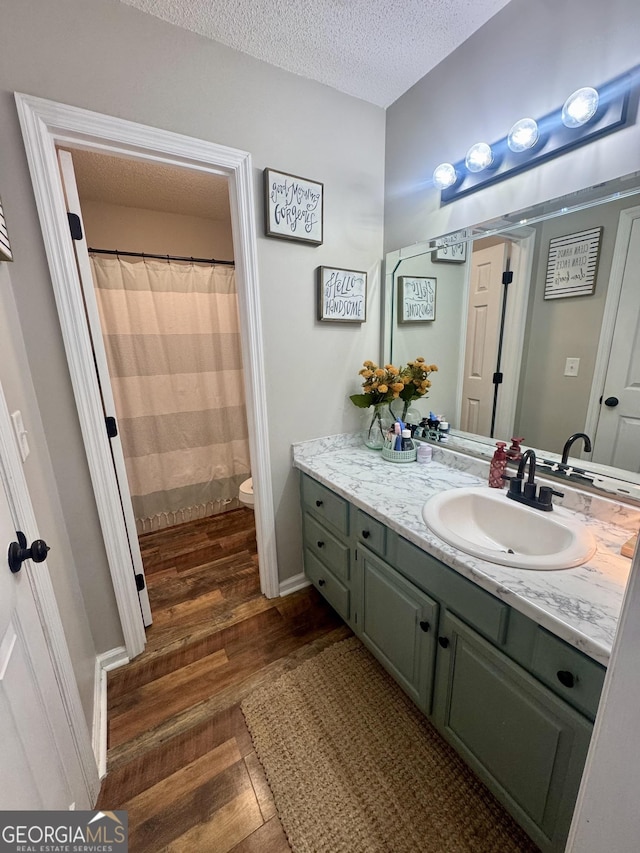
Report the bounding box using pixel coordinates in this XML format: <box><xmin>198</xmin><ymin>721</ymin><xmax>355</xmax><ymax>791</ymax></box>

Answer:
<box><xmin>357</xmin><ymin>546</ymin><xmax>438</xmax><ymax>713</ymax></box>
<box><xmin>301</xmin><ymin>474</ymin><xmax>354</xmax><ymax>626</ymax></box>
<box><xmin>298</xmin><ymin>472</ymin><xmax>604</xmax><ymax>852</ymax></box>
<box><xmin>432</xmin><ymin>610</ymin><xmax>593</xmax><ymax>852</ymax></box>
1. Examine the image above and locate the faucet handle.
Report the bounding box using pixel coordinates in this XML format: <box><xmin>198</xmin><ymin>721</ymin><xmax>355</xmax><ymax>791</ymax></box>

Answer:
<box><xmin>539</xmin><ymin>485</ymin><xmax>564</xmax><ymax>510</ymax></box>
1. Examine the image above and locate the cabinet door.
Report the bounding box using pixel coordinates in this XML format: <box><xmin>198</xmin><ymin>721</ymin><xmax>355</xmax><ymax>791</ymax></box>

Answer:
<box><xmin>359</xmin><ymin>547</ymin><xmax>438</xmax><ymax>714</ymax></box>
<box><xmin>433</xmin><ymin>611</ymin><xmax>592</xmax><ymax>853</ymax></box>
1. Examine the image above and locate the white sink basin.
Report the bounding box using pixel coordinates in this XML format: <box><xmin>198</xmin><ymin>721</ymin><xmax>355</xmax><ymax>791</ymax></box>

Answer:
<box><xmin>422</xmin><ymin>486</ymin><xmax>596</xmax><ymax>570</ymax></box>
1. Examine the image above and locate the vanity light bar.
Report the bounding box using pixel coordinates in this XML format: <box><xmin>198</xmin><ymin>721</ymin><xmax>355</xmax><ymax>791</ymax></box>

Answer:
<box><xmin>438</xmin><ymin>66</ymin><xmax>639</xmax><ymax>204</ymax></box>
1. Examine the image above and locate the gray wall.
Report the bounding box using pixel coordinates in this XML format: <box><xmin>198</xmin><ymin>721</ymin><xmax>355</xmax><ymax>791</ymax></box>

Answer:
<box><xmin>0</xmin><ymin>0</ymin><xmax>384</xmax><ymax>721</ymax></box>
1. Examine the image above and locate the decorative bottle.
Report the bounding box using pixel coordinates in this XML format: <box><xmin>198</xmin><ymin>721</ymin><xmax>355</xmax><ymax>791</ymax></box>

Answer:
<box><xmin>488</xmin><ymin>441</ymin><xmax>508</xmax><ymax>489</ymax></box>
<box><xmin>506</xmin><ymin>437</ymin><xmax>524</xmax><ymax>461</ymax></box>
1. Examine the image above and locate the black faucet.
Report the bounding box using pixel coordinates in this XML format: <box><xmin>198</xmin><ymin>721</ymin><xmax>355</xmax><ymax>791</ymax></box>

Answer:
<box><xmin>561</xmin><ymin>432</ymin><xmax>592</xmax><ymax>466</ymax></box>
<box><xmin>506</xmin><ymin>449</ymin><xmax>564</xmax><ymax>511</ymax></box>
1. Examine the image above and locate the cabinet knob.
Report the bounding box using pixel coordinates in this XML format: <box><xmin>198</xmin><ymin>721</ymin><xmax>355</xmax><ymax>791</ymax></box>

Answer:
<box><xmin>557</xmin><ymin>670</ymin><xmax>575</xmax><ymax>688</ymax></box>
<box><xmin>419</xmin><ymin>620</ymin><xmax>430</xmax><ymax>633</ymax></box>
<box><xmin>315</xmin><ymin>499</ymin><xmax>323</xmax><ymax>507</ymax></box>
<box><xmin>317</xmin><ymin>540</ymin><xmax>325</xmax><ymax>548</ymax></box>
<box><xmin>361</xmin><ymin>530</ymin><xmax>370</xmax><ymax>539</ymax></box>
<box><xmin>438</xmin><ymin>636</ymin><xmax>450</xmax><ymax>649</ymax></box>
<box><xmin>318</xmin><ymin>578</ymin><xmax>326</xmax><ymax>587</ymax></box>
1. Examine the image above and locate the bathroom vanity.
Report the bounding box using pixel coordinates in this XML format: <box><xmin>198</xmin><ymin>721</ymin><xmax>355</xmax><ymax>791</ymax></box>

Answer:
<box><xmin>293</xmin><ymin>435</ymin><xmax>636</xmax><ymax>853</ymax></box>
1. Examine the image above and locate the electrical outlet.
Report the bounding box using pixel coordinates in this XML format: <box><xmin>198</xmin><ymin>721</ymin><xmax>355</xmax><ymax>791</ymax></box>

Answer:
<box><xmin>11</xmin><ymin>410</ymin><xmax>30</xmax><ymax>461</ymax></box>
<box><xmin>564</xmin><ymin>357</ymin><xmax>580</xmax><ymax>377</ymax></box>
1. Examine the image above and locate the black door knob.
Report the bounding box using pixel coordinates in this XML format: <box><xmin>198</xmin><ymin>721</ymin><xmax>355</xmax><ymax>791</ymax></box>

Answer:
<box><xmin>604</xmin><ymin>396</ymin><xmax>619</xmax><ymax>407</ymax></box>
<box><xmin>318</xmin><ymin>578</ymin><xmax>326</xmax><ymax>587</ymax></box>
<box><xmin>8</xmin><ymin>538</ymin><xmax>50</xmax><ymax>574</ymax></box>
<box><xmin>438</xmin><ymin>636</ymin><xmax>450</xmax><ymax>649</ymax></box>
<box><xmin>361</xmin><ymin>530</ymin><xmax>370</xmax><ymax>539</ymax></box>
<box><xmin>419</xmin><ymin>620</ymin><xmax>430</xmax><ymax>632</ymax></box>
<box><xmin>315</xmin><ymin>499</ymin><xmax>323</xmax><ymax>507</ymax></box>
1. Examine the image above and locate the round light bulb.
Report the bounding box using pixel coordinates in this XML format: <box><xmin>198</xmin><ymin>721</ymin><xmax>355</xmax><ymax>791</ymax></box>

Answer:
<box><xmin>507</xmin><ymin>118</ymin><xmax>539</xmax><ymax>152</ymax></box>
<box><xmin>562</xmin><ymin>87</ymin><xmax>599</xmax><ymax>128</ymax></box>
<box><xmin>432</xmin><ymin>162</ymin><xmax>457</xmax><ymax>189</ymax></box>
<box><xmin>465</xmin><ymin>142</ymin><xmax>493</xmax><ymax>173</ymax></box>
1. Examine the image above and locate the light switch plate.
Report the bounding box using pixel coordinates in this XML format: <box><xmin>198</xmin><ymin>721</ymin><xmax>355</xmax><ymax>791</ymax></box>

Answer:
<box><xmin>564</xmin><ymin>357</ymin><xmax>580</xmax><ymax>377</ymax></box>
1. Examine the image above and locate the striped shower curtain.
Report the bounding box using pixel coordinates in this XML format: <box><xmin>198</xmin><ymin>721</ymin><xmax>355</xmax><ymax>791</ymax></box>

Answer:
<box><xmin>90</xmin><ymin>256</ymin><xmax>250</xmax><ymax>533</ymax></box>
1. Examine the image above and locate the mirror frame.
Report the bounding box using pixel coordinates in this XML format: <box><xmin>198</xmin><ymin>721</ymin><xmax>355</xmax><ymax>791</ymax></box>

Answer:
<box><xmin>383</xmin><ymin>171</ymin><xmax>640</xmax><ymax>502</ymax></box>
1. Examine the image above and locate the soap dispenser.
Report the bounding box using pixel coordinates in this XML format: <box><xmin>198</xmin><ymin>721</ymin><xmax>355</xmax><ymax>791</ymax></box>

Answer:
<box><xmin>506</xmin><ymin>437</ymin><xmax>524</xmax><ymax>461</ymax></box>
<box><xmin>489</xmin><ymin>441</ymin><xmax>508</xmax><ymax>489</ymax></box>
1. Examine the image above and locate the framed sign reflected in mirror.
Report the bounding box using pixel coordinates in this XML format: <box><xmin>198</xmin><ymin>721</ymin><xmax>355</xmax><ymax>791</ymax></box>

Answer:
<box><xmin>431</xmin><ymin>233</ymin><xmax>467</xmax><ymax>264</ymax></box>
<box><xmin>0</xmin><ymin>196</ymin><xmax>13</xmax><ymax>261</ymax></box>
<box><xmin>398</xmin><ymin>276</ymin><xmax>436</xmax><ymax>323</ymax></box>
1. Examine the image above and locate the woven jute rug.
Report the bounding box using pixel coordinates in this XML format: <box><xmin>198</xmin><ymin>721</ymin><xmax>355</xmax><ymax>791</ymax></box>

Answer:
<box><xmin>242</xmin><ymin>636</ymin><xmax>539</xmax><ymax>853</ymax></box>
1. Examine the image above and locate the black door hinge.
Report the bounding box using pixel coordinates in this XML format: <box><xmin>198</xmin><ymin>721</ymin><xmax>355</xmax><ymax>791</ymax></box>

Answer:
<box><xmin>105</xmin><ymin>416</ymin><xmax>118</xmax><ymax>438</ymax></box>
<box><xmin>502</xmin><ymin>270</ymin><xmax>513</xmax><ymax>285</ymax></box>
<box><xmin>67</xmin><ymin>212</ymin><xmax>83</xmax><ymax>241</ymax></box>
<box><xmin>493</xmin><ymin>372</ymin><xmax>504</xmax><ymax>385</ymax></box>
<box><xmin>135</xmin><ymin>573</ymin><xmax>146</xmax><ymax>592</ymax></box>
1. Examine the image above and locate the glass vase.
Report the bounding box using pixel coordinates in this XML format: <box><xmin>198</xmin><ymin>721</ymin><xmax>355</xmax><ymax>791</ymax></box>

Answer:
<box><xmin>362</xmin><ymin>403</ymin><xmax>393</xmax><ymax>450</ymax></box>
<box><xmin>389</xmin><ymin>398</ymin><xmax>422</xmax><ymax>426</ymax></box>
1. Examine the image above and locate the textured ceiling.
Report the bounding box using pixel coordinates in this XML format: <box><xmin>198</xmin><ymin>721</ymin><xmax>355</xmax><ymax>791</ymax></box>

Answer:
<box><xmin>117</xmin><ymin>0</ymin><xmax>513</xmax><ymax>108</ymax></box>
<box><xmin>68</xmin><ymin>148</ymin><xmax>231</xmax><ymax>220</ymax></box>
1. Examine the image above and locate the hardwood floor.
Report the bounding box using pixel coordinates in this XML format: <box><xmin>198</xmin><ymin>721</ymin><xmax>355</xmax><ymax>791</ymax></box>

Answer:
<box><xmin>96</xmin><ymin>508</ymin><xmax>350</xmax><ymax>852</ymax></box>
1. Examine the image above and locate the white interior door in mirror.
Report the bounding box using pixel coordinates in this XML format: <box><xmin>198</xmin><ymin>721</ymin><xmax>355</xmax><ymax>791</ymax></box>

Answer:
<box><xmin>592</xmin><ymin>214</ymin><xmax>640</xmax><ymax>471</ymax></box>
<box><xmin>460</xmin><ymin>243</ymin><xmax>508</xmax><ymax>435</ymax></box>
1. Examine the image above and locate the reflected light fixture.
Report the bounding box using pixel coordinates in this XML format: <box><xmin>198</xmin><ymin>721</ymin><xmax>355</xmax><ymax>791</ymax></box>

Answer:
<box><xmin>562</xmin><ymin>87</ymin><xmax>600</xmax><ymax>128</ymax></box>
<box><xmin>465</xmin><ymin>142</ymin><xmax>493</xmax><ymax>172</ymax></box>
<box><xmin>507</xmin><ymin>117</ymin><xmax>539</xmax><ymax>152</ymax></box>
<box><xmin>432</xmin><ymin>162</ymin><xmax>457</xmax><ymax>189</ymax></box>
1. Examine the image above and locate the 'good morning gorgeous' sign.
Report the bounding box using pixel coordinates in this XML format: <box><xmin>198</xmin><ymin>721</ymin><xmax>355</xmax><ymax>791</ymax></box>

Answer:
<box><xmin>264</xmin><ymin>168</ymin><xmax>323</xmax><ymax>245</ymax></box>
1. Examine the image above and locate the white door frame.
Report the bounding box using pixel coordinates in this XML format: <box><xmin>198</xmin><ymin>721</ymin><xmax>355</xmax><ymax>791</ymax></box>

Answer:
<box><xmin>15</xmin><ymin>93</ymin><xmax>279</xmax><ymax>659</ymax></box>
<box><xmin>0</xmin><ymin>379</ymin><xmax>100</xmax><ymax>805</ymax></box>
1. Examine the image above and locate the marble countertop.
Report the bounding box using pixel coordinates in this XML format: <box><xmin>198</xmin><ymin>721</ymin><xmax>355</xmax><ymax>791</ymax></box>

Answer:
<box><xmin>293</xmin><ymin>434</ymin><xmax>640</xmax><ymax>666</ymax></box>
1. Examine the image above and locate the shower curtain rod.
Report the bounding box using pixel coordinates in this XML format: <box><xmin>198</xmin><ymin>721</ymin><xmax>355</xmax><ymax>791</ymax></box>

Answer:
<box><xmin>88</xmin><ymin>247</ymin><xmax>235</xmax><ymax>266</ymax></box>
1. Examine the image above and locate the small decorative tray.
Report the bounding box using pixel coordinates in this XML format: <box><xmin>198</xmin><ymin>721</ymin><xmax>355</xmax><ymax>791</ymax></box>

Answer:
<box><xmin>382</xmin><ymin>440</ymin><xmax>417</xmax><ymax>463</ymax></box>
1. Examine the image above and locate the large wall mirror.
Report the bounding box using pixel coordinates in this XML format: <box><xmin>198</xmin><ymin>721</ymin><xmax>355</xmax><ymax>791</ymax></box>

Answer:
<box><xmin>384</xmin><ymin>170</ymin><xmax>640</xmax><ymax>497</ymax></box>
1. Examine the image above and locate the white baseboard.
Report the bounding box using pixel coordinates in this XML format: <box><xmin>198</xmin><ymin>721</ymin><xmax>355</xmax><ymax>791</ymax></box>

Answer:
<box><xmin>279</xmin><ymin>572</ymin><xmax>311</xmax><ymax>596</ymax></box>
<box><xmin>92</xmin><ymin>646</ymin><xmax>129</xmax><ymax>779</ymax></box>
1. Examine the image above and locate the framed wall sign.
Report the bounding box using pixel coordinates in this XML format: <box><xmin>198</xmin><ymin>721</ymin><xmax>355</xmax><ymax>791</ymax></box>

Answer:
<box><xmin>263</xmin><ymin>167</ymin><xmax>323</xmax><ymax>245</ymax></box>
<box><xmin>398</xmin><ymin>276</ymin><xmax>436</xmax><ymax>323</ymax></box>
<box><xmin>544</xmin><ymin>227</ymin><xmax>603</xmax><ymax>299</ymax></box>
<box><xmin>0</xmin><ymin>196</ymin><xmax>13</xmax><ymax>262</ymax></box>
<box><xmin>317</xmin><ymin>266</ymin><xmax>366</xmax><ymax>323</ymax></box>
<box><xmin>431</xmin><ymin>232</ymin><xmax>467</xmax><ymax>264</ymax></box>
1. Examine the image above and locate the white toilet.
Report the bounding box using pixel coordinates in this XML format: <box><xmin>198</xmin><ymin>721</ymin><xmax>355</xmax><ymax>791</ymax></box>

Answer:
<box><xmin>239</xmin><ymin>477</ymin><xmax>254</xmax><ymax>509</ymax></box>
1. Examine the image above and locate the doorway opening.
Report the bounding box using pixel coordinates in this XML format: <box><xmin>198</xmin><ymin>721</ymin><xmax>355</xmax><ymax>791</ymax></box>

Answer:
<box><xmin>16</xmin><ymin>93</ymin><xmax>279</xmax><ymax>660</ymax></box>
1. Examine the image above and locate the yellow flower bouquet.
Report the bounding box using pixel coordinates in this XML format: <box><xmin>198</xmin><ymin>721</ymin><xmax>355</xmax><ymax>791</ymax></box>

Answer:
<box><xmin>350</xmin><ymin>358</ymin><xmax>437</xmax><ymax>448</ymax></box>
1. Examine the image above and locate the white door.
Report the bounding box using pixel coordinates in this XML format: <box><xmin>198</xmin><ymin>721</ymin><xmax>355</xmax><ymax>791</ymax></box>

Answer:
<box><xmin>460</xmin><ymin>242</ymin><xmax>509</xmax><ymax>435</ymax></box>
<box><xmin>57</xmin><ymin>150</ymin><xmax>152</xmax><ymax>626</ymax></box>
<box><xmin>0</xmin><ymin>426</ymin><xmax>89</xmax><ymax>809</ymax></box>
<box><xmin>592</xmin><ymin>213</ymin><xmax>640</xmax><ymax>470</ymax></box>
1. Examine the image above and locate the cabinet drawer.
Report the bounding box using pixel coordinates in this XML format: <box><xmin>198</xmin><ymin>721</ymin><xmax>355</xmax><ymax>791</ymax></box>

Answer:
<box><xmin>395</xmin><ymin>537</ymin><xmax>509</xmax><ymax>646</ymax></box>
<box><xmin>303</xmin><ymin>512</ymin><xmax>350</xmax><ymax>581</ymax></box>
<box><xmin>354</xmin><ymin>508</ymin><xmax>387</xmax><ymax>557</ymax></box>
<box><xmin>301</xmin><ymin>474</ymin><xmax>349</xmax><ymax>535</ymax></box>
<box><xmin>304</xmin><ymin>549</ymin><xmax>350</xmax><ymax>621</ymax></box>
<box><xmin>530</xmin><ymin>628</ymin><xmax>606</xmax><ymax>721</ymax></box>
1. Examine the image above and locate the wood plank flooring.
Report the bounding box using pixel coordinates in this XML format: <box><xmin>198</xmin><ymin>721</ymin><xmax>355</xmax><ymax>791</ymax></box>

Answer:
<box><xmin>96</xmin><ymin>508</ymin><xmax>350</xmax><ymax>852</ymax></box>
